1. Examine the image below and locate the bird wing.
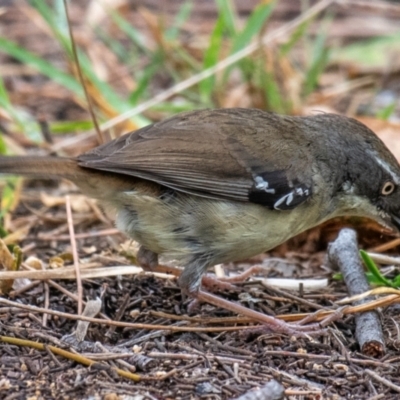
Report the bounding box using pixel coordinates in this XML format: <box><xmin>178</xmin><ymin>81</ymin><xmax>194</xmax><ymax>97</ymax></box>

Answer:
<box><xmin>77</xmin><ymin>109</ymin><xmax>313</xmax><ymax>210</ymax></box>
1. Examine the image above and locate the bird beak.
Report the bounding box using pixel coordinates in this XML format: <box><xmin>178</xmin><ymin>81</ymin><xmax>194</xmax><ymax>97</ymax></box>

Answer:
<box><xmin>390</xmin><ymin>213</ymin><xmax>400</xmax><ymax>232</ymax></box>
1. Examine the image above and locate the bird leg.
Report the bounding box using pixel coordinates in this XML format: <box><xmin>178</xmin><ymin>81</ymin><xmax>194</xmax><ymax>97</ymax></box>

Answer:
<box><xmin>136</xmin><ymin>246</ymin><xmax>159</xmax><ymax>271</ymax></box>
<box><xmin>136</xmin><ymin>246</ymin><xmax>182</xmax><ymax>277</ymax></box>
<box><xmin>136</xmin><ymin>247</ymin><xmax>238</xmax><ymax>291</ymax></box>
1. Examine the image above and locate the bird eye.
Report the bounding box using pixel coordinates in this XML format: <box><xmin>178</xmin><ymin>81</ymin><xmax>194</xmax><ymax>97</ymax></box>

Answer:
<box><xmin>381</xmin><ymin>181</ymin><xmax>396</xmax><ymax>196</ymax></box>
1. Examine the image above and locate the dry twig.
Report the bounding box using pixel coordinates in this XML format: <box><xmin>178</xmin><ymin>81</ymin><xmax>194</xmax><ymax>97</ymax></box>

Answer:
<box><xmin>0</xmin><ymin>335</ymin><xmax>140</xmax><ymax>381</ymax></box>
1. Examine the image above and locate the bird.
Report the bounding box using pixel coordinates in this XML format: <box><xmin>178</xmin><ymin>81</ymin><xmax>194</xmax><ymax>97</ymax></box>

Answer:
<box><xmin>1</xmin><ymin>108</ymin><xmax>400</xmax><ymax>335</ymax></box>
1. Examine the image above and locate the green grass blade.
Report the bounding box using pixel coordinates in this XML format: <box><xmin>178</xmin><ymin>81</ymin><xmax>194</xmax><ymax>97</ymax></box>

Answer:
<box><xmin>128</xmin><ymin>61</ymin><xmax>160</xmax><ymax>105</ymax></box>
<box><xmin>262</xmin><ymin>70</ymin><xmax>286</xmax><ymax>114</ymax></box>
<box><xmin>166</xmin><ymin>1</ymin><xmax>193</xmax><ymax>41</ymax></box>
<box><xmin>360</xmin><ymin>250</ymin><xmax>393</xmax><ymax>287</ymax></box>
<box><xmin>0</xmin><ymin>177</ymin><xmax>19</xmax><ymax>223</ymax></box>
<box><xmin>29</xmin><ymin>1</ymin><xmax>132</xmax><ymax>114</ymax></box>
<box><xmin>0</xmin><ymin>76</ymin><xmax>42</xmax><ymax>140</ymax></box>
<box><xmin>50</xmin><ymin>120</ymin><xmax>94</xmax><ymax>133</ymax></box>
<box><xmin>109</xmin><ymin>9</ymin><xmax>148</xmax><ymax>54</ymax></box>
<box><xmin>94</xmin><ymin>27</ymin><xmax>128</xmax><ymax>63</ymax></box>
<box><xmin>0</xmin><ymin>134</ymin><xmax>6</xmax><ymax>155</ymax></box>
<box><xmin>331</xmin><ymin>33</ymin><xmax>400</xmax><ymax>70</ymax></box>
<box><xmin>215</xmin><ymin>0</ymin><xmax>237</xmax><ymax>36</ymax></box>
<box><xmin>224</xmin><ymin>2</ymin><xmax>274</xmax><ymax>82</ymax></box>
<box><xmin>392</xmin><ymin>275</ymin><xmax>400</xmax><ymax>287</ymax></box>
<box><xmin>29</xmin><ymin>0</ymin><xmax>71</xmax><ymax>52</ymax></box>
<box><xmin>303</xmin><ymin>47</ymin><xmax>329</xmax><ymax>97</ymax></box>
<box><xmin>231</xmin><ymin>2</ymin><xmax>274</xmax><ymax>55</ymax></box>
<box><xmin>0</xmin><ymin>37</ymin><xmax>82</xmax><ymax>95</ymax></box>
<box><xmin>280</xmin><ymin>20</ymin><xmax>310</xmax><ymax>55</ymax></box>
<box><xmin>376</xmin><ymin>102</ymin><xmax>397</xmax><ymax>120</ymax></box>
<box><xmin>199</xmin><ymin>15</ymin><xmax>225</xmax><ymax>100</ymax></box>
<box><xmin>0</xmin><ymin>74</ymin><xmax>11</xmax><ymax>109</ymax></box>
<box><xmin>303</xmin><ymin>16</ymin><xmax>332</xmax><ymax>97</ymax></box>
<box><xmin>72</xmin><ymin>51</ymin><xmax>130</xmax><ymax>112</ymax></box>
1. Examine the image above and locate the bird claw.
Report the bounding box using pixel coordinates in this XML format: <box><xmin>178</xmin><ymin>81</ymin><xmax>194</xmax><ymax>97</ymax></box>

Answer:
<box><xmin>200</xmin><ymin>264</ymin><xmax>274</xmax><ymax>293</ymax></box>
<box><xmin>200</xmin><ymin>275</ymin><xmax>239</xmax><ymax>292</ymax></box>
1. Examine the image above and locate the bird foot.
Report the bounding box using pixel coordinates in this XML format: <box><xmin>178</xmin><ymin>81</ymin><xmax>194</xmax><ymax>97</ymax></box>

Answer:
<box><xmin>200</xmin><ymin>275</ymin><xmax>239</xmax><ymax>292</ymax></box>
<box><xmin>200</xmin><ymin>264</ymin><xmax>272</xmax><ymax>292</ymax></box>
<box><xmin>188</xmin><ymin>272</ymin><xmax>255</xmax><ymax>310</ymax></box>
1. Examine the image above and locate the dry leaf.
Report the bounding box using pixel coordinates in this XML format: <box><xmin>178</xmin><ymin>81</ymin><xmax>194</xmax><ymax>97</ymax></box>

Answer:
<box><xmin>25</xmin><ymin>256</ymin><xmax>43</xmax><ymax>270</ymax></box>
<box><xmin>49</xmin><ymin>256</ymin><xmax>65</xmax><ymax>269</ymax></box>
<box><xmin>40</xmin><ymin>192</ymin><xmax>92</xmax><ymax>213</ymax></box>
<box><xmin>75</xmin><ymin>298</ymin><xmax>103</xmax><ymax>342</ymax></box>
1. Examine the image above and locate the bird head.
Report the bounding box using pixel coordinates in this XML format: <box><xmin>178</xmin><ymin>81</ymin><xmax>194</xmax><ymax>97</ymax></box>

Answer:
<box><xmin>326</xmin><ymin>116</ymin><xmax>400</xmax><ymax>232</ymax></box>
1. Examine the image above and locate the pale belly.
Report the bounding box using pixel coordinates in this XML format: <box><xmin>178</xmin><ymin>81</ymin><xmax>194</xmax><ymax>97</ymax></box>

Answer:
<box><xmin>114</xmin><ymin>190</ymin><xmax>323</xmax><ymax>266</ymax></box>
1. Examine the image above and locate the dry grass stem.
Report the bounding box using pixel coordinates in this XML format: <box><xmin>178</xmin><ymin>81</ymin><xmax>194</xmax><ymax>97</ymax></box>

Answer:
<box><xmin>65</xmin><ymin>195</ymin><xmax>83</xmax><ymax>315</ymax></box>
<box><xmin>0</xmin><ymin>265</ymin><xmax>175</xmax><ymax>280</ymax></box>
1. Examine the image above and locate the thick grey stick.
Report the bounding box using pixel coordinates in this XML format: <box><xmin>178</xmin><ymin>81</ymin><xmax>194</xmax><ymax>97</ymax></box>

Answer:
<box><xmin>327</xmin><ymin>228</ymin><xmax>385</xmax><ymax>357</ymax></box>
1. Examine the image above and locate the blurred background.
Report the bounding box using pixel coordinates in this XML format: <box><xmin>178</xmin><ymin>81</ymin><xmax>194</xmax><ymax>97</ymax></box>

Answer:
<box><xmin>1</xmin><ymin>1</ymin><xmax>400</xmax><ymax>144</ymax></box>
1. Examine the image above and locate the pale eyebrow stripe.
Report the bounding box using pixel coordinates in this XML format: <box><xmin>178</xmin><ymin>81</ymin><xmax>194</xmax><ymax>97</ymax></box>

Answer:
<box><xmin>374</xmin><ymin>155</ymin><xmax>400</xmax><ymax>185</ymax></box>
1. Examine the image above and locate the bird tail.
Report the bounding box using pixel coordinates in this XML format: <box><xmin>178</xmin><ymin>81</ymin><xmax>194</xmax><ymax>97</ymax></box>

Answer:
<box><xmin>0</xmin><ymin>156</ymin><xmax>88</xmax><ymax>181</ymax></box>
<box><xmin>0</xmin><ymin>155</ymin><xmax>139</xmax><ymax>201</ymax></box>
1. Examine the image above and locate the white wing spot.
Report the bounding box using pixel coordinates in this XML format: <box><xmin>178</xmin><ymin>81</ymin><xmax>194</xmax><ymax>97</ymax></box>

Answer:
<box><xmin>254</xmin><ymin>176</ymin><xmax>275</xmax><ymax>194</ymax></box>
<box><xmin>273</xmin><ymin>187</ymin><xmax>309</xmax><ymax>210</ymax></box>
<box><xmin>274</xmin><ymin>193</ymin><xmax>291</xmax><ymax>210</ymax></box>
